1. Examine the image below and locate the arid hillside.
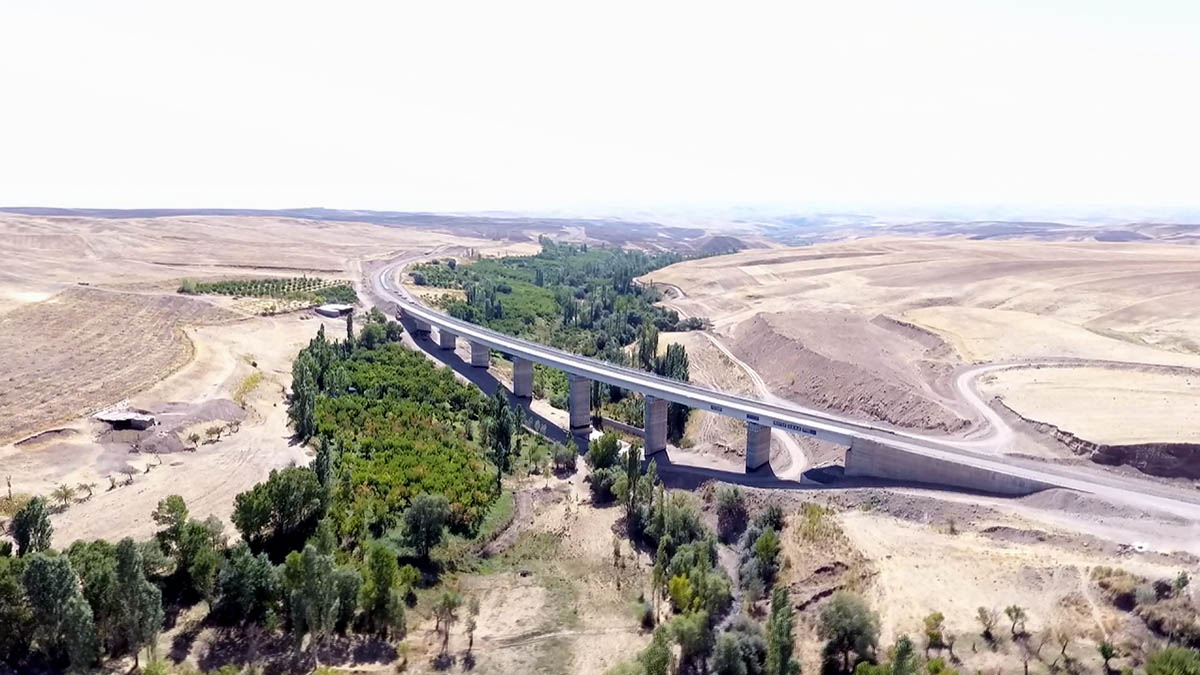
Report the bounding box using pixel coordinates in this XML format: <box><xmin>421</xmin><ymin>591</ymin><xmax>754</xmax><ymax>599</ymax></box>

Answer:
<box><xmin>643</xmin><ymin>237</ymin><xmax>1200</xmax><ymax>453</ymax></box>
<box><xmin>0</xmin><ymin>213</ymin><xmax>498</xmax><ymax>313</ymax></box>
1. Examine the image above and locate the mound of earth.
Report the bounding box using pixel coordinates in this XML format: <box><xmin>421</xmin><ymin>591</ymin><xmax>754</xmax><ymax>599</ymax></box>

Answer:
<box><xmin>726</xmin><ymin>312</ymin><xmax>972</xmax><ymax>433</ymax></box>
<box><xmin>96</xmin><ymin>399</ymin><xmax>247</xmax><ymax>455</ymax></box>
<box><xmin>1019</xmin><ymin>488</ymin><xmax>1191</xmax><ymax>525</ymax></box>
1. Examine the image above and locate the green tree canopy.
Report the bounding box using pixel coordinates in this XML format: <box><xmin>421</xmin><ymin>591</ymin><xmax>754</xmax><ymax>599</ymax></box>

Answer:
<box><xmin>818</xmin><ymin>591</ymin><xmax>879</xmax><ymax>674</ymax></box>
<box><xmin>115</xmin><ymin>538</ymin><xmax>164</xmax><ymax>669</ymax></box>
<box><xmin>232</xmin><ymin>467</ymin><xmax>326</xmax><ymax>559</ymax></box>
<box><xmin>216</xmin><ymin>541</ymin><xmax>280</xmax><ymax>624</ymax></box>
<box><xmin>403</xmin><ymin>493</ymin><xmax>451</xmax><ymax>560</ymax></box>
<box><xmin>150</xmin><ymin>495</ymin><xmax>188</xmax><ymax>555</ymax></box>
<box><xmin>10</xmin><ymin>496</ymin><xmax>52</xmax><ymax>557</ymax></box>
<box><xmin>766</xmin><ymin>587</ymin><xmax>801</xmax><ymax>675</ymax></box>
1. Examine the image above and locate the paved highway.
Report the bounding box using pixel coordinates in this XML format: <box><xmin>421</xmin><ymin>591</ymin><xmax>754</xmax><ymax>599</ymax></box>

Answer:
<box><xmin>373</xmin><ymin>258</ymin><xmax>1200</xmax><ymax>521</ymax></box>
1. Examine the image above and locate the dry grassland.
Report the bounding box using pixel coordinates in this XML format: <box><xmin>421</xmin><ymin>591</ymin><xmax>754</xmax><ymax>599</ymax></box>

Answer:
<box><xmin>0</xmin><ymin>287</ymin><xmax>238</xmax><ymax>443</ymax></box>
<box><xmin>0</xmin><ymin>212</ymin><xmax>494</xmax><ymax>312</ymax></box>
<box><xmin>980</xmin><ymin>366</ymin><xmax>1200</xmax><ymax>445</ymax></box>
<box><xmin>646</xmin><ymin>237</ymin><xmax>1200</xmax><ymax>445</ymax></box>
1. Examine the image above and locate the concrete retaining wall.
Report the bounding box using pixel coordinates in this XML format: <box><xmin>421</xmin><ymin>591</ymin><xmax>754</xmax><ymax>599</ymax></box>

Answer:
<box><xmin>599</xmin><ymin>416</ymin><xmax>644</xmax><ymax>438</ymax></box>
<box><xmin>845</xmin><ymin>438</ymin><xmax>1055</xmax><ymax>496</ymax></box>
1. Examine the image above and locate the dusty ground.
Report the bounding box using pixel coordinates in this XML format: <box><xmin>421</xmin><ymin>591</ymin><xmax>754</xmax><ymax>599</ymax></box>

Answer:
<box><xmin>643</xmin><ymin>237</ymin><xmax>1200</xmax><ymax>451</ymax></box>
<box><xmin>760</xmin><ymin>484</ymin><xmax>1198</xmax><ymax>673</ymax></box>
<box><xmin>0</xmin><ymin>213</ymin><xmax>507</xmax><ymax>442</ymax></box>
<box><xmin>0</xmin><ymin>287</ymin><xmax>239</xmax><ymax>444</ymax></box>
<box><xmin>7</xmin><ymin>312</ymin><xmax>348</xmax><ymax>546</ymax></box>
<box><xmin>979</xmin><ymin>365</ymin><xmax>1200</xmax><ymax>445</ymax></box>
<box><xmin>0</xmin><ymin>212</ymin><xmax>497</xmax><ymax>313</ymax></box>
<box><xmin>403</xmin><ymin>469</ymin><xmax>652</xmax><ymax>675</ymax></box>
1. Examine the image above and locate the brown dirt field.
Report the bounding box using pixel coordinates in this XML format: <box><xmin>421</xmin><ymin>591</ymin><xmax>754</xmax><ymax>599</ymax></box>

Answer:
<box><xmin>833</xmin><ymin>505</ymin><xmax>1190</xmax><ymax>671</ymax></box>
<box><xmin>0</xmin><ymin>287</ymin><xmax>239</xmax><ymax>444</ymax></box>
<box><xmin>644</xmin><ymin>237</ymin><xmax>1200</xmax><ymax>446</ymax></box>
<box><xmin>0</xmin><ymin>311</ymin><xmax>347</xmax><ymax>546</ymax></box>
<box><xmin>0</xmin><ymin>212</ymin><xmax>496</xmax><ymax>313</ymax></box>
<box><xmin>0</xmin><ymin>213</ymin><xmax>532</xmax><ymax>544</ymax></box>
<box><xmin>979</xmin><ymin>366</ymin><xmax>1200</xmax><ymax>445</ymax></box>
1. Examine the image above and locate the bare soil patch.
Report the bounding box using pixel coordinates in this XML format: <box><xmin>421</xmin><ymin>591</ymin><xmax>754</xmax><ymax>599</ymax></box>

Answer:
<box><xmin>980</xmin><ymin>365</ymin><xmax>1200</xmax><ymax>445</ymax></box>
<box><xmin>0</xmin><ymin>287</ymin><xmax>239</xmax><ymax>444</ymax></box>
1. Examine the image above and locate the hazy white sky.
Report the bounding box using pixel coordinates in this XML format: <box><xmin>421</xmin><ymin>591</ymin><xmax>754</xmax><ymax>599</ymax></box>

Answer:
<box><xmin>2</xmin><ymin>1</ymin><xmax>1198</xmax><ymax>214</ymax></box>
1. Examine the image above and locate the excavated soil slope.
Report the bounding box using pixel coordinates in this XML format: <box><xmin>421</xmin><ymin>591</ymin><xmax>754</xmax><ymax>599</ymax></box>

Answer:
<box><xmin>726</xmin><ymin>312</ymin><xmax>972</xmax><ymax>433</ymax></box>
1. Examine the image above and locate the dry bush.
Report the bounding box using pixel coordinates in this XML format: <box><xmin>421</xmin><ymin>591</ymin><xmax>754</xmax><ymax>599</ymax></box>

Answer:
<box><xmin>1093</xmin><ymin>566</ymin><xmax>1147</xmax><ymax>611</ymax></box>
<box><xmin>1136</xmin><ymin>597</ymin><xmax>1200</xmax><ymax>645</ymax></box>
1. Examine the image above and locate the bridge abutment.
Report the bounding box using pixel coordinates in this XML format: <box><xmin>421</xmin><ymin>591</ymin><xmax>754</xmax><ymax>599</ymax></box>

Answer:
<box><xmin>437</xmin><ymin>329</ymin><xmax>456</xmax><ymax>350</ymax></box>
<box><xmin>746</xmin><ymin>422</ymin><xmax>771</xmax><ymax>470</ymax></box>
<box><xmin>644</xmin><ymin>396</ymin><xmax>667</xmax><ymax>454</ymax></box>
<box><xmin>469</xmin><ymin>341</ymin><xmax>490</xmax><ymax>367</ymax></box>
<box><xmin>513</xmin><ymin>357</ymin><xmax>534</xmax><ymax>398</ymax></box>
<box><xmin>567</xmin><ymin>373</ymin><xmax>592</xmax><ymax>434</ymax></box>
<box><xmin>845</xmin><ymin>438</ymin><xmax>1053</xmax><ymax>495</ymax></box>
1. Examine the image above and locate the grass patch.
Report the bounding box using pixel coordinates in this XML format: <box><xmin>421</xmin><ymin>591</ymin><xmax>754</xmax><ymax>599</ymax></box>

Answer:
<box><xmin>478</xmin><ymin>530</ymin><xmax>563</xmax><ymax>575</ymax></box>
<box><xmin>798</xmin><ymin>502</ymin><xmax>835</xmax><ymax>542</ymax></box>
<box><xmin>477</xmin><ymin>490</ymin><xmax>515</xmax><ymax>542</ymax></box>
<box><xmin>233</xmin><ymin>370</ymin><xmax>264</xmax><ymax>407</ymax></box>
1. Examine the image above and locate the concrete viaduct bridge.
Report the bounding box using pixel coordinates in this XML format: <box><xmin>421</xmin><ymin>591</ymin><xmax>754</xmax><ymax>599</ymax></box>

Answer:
<box><xmin>379</xmin><ymin>273</ymin><xmax>1080</xmax><ymax>497</ymax></box>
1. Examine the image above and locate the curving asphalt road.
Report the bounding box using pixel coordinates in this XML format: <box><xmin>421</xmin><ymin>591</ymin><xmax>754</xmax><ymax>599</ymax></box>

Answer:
<box><xmin>373</xmin><ymin>256</ymin><xmax>1200</xmax><ymax>521</ymax></box>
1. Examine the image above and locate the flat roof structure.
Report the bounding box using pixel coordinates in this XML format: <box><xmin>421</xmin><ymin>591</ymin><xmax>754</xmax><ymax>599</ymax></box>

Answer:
<box><xmin>315</xmin><ymin>304</ymin><xmax>354</xmax><ymax>317</ymax></box>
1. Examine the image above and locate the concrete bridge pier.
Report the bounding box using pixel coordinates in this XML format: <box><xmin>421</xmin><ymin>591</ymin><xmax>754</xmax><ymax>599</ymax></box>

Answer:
<box><xmin>513</xmin><ymin>357</ymin><xmax>534</xmax><ymax>398</ymax></box>
<box><xmin>567</xmin><ymin>373</ymin><xmax>592</xmax><ymax>435</ymax></box>
<box><xmin>644</xmin><ymin>396</ymin><xmax>667</xmax><ymax>454</ymax></box>
<box><xmin>469</xmin><ymin>341</ymin><xmax>490</xmax><ymax>367</ymax></box>
<box><xmin>745</xmin><ymin>422</ymin><xmax>771</xmax><ymax>470</ymax></box>
<box><xmin>437</xmin><ymin>329</ymin><xmax>456</xmax><ymax>350</ymax></box>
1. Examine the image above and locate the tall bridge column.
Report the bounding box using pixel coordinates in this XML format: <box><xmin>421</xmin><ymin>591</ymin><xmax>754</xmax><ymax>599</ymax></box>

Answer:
<box><xmin>567</xmin><ymin>373</ymin><xmax>592</xmax><ymax>434</ymax></box>
<box><xmin>746</xmin><ymin>421</ymin><xmax>771</xmax><ymax>470</ymax></box>
<box><xmin>512</xmin><ymin>357</ymin><xmax>533</xmax><ymax>398</ymax></box>
<box><xmin>469</xmin><ymin>341</ymin><xmax>490</xmax><ymax>367</ymax></box>
<box><xmin>644</xmin><ymin>395</ymin><xmax>667</xmax><ymax>454</ymax></box>
<box><xmin>437</xmin><ymin>328</ymin><xmax>456</xmax><ymax>350</ymax></box>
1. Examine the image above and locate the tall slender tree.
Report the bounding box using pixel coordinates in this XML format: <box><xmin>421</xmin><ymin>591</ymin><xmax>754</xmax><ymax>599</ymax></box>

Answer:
<box><xmin>115</xmin><ymin>538</ymin><xmax>164</xmax><ymax>669</ymax></box>
<box><xmin>766</xmin><ymin>587</ymin><xmax>801</xmax><ymax>675</ymax></box>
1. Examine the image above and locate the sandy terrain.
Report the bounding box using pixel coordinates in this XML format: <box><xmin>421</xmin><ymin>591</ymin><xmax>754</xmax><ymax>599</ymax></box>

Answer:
<box><xmin>0</xmin><ymin>213</ymin><xmax>495</xmax><ymax>313</ymax></box>
<box><xmin>644</xmin><ymin>237</ymin><xmax>1200</xmax><ymax>449</ymax></box>
<box><xmin>979</xmin><ymin>366</ymin><xmax>1200</xmax><ymax>445</ymax></box>
<box><xmin>0</xmin><ymin>287</ymin><xmax>239</xmax><ymax>444</ymax></box>
<box><xmin>5</xmin><ymin>312</ymin><xmax>347</xmax><ymax>546</ymax></box>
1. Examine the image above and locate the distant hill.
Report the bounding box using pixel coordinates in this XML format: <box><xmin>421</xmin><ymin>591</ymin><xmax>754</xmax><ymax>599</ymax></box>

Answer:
<box><xmin>0</xmin><ymin>206</ymin><xmax>739</xmax><ymax>253</ymax></box>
